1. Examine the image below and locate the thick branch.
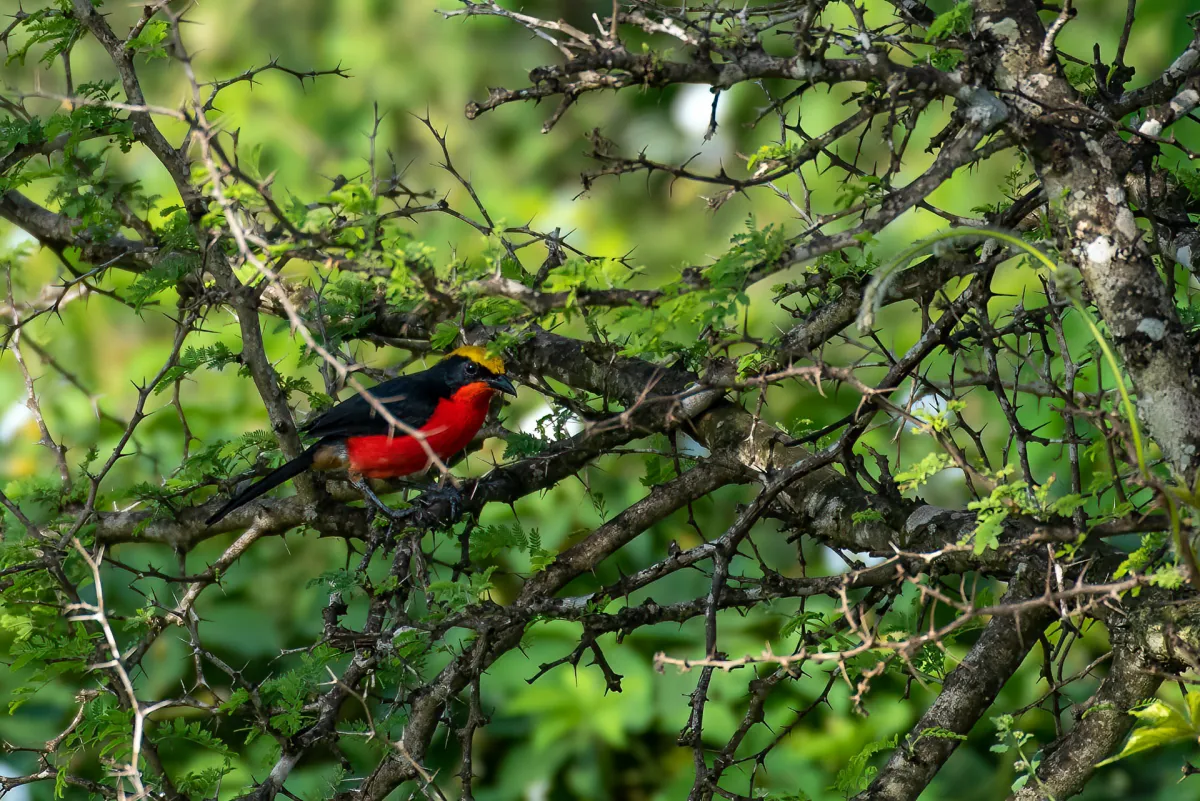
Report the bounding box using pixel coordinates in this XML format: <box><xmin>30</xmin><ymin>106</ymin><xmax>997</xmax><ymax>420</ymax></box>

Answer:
<box><xmin>69</xmin><ymin>0</ymin><xmax>203</xmax><ymax>217</ymax></box>
<box><xmin>973</xmin><ymin>0</ymin><xmax>1200</xmax><ymax>478</ymax></box>
<box><xmin>856</xmin><ymin>565</ymin><xmax>1053</xmax><ymax>801</ymax></box>
<box><xmin>1011</xmin><ymin>598</ymin><xmax>1200</xmax><ymax>800</ymax></box>
<box><xmin>0</xmin><ymin>190</ymin><xmax>152</xmax><ymax>271</ymax></box>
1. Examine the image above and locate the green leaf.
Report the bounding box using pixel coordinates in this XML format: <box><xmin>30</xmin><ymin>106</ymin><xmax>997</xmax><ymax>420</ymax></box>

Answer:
<box><xmin>1097</xmin><ymin>696</ymin><xmax>1200</xmax><ymax>766</ymax></box>
<box><xmin>127</xmin><ymin>251</ymin><xmax>202</xmax><ymax>309</ymax></box>
<box><xmin>503</xmin><ymin>431</ymin><xmax>546</xmax><ymax>460</ymax></box>
<box><xmin>929</xmin><ymin>48</ymin><xmax>963</xmax><ymax>71</ymax></box>
<box><xmin>925</xmin><ymin>1</ymin><xmax>972</xmax><ymax>42</ymax></box>
<box><xmin>1168</xmin><ymin>161</ymin><xmax>1200</xmax><ymax>203</ymax></box>
<box><xmin>746</xmin><ymin>141</ymin><xmax>804</xmax><ymax>171</ymax></box>
<box><xmin>641</xmin><ymin>455</ymin><xmax>679</xmax><ymax>488</ymax></box>
<box><xmin>469</xmin><ymin>523</ymin><xmax>527</xmax><ymax>561</ymax></box>
<box><xmin>908</xmin><ymin>726</ymin><xmax>968</xmax><ymax>750</ymax></box>
<box><xmin>969</xmin><ymin>509</ymin><xmax>1008</xmax><ymax>554</ymax></box>
<box><xmin>779</xmin><ymin>611</ymin><xmax>825</xmax><ymax>639</ymax></box>
<box><xmin>127</xmin><ymin>20</ymin><xmax>171</xmax><ymax>60</ymax></box>
<box><xmin>430</xmin><ymin>321</ymin><xmax>460</xmax><ymax>351</ymax></box>
<box><xmin>55</xmin><ymin>766</ymin><xmax>67</xmax><ymax>799</ymax></box>
<box><xmin>219</xmin><ymin>687</ymin><xmax>250</xmax><ymax>714</ymax></box>
<box><xmin>153</xmin><ymin>342</ymin><xmax>240</xmax><ymax>393</ymax></box>
<box><xmin>428</xmin><ymin>566</ymin><xmax>498</xmax><ymax>614</ymax></box>
<box><xmin>894</xmin><ymin>453</ymin><xmax>952</xmax><ymax>492</ymax></box>
<box><xmin>1049</xmin><ymin>493</ymin><xmax>1086</xmax><ymax>517</ymax></box>
<box><xmin>1063</xmin><ymin>63</ymin><xmax>1098</xmax><ymax>97</ymax></box>
<box><xmin>6</xmin><ymin>7</ymin><xmax>83</xmax><ymax>67</ymax></box>
<box><xmin>832</xmin><ymin>735</ymin><xmax>898</xmax><ymax>795</ymax></box>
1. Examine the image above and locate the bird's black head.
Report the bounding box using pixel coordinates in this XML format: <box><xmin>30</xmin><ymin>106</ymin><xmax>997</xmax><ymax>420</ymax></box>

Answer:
<box><xmin>438</xmin><ymin>346</ymin><xmax>517</xmax><ymax>396</ymax></box>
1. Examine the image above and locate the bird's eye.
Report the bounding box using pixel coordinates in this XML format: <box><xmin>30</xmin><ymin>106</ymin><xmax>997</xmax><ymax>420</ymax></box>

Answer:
<box><xmin>465</xmin><ymin>362</ymin><xmax>479</xmax><ymax>376</ymax></box>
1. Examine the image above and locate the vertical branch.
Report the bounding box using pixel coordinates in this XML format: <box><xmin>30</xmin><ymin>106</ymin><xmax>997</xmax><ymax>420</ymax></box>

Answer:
<box><xmin>5</xmin><ymin>269</ymin><xmax>71</xmax><ymax>487</ymax></box>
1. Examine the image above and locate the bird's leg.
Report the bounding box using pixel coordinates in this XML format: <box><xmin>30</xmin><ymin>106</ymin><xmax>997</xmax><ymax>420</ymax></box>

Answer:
<box><xmin>349</xmin><ymin>472</ymin><xmax>462</xmax><ymax>525</ymax></box>
<box><xmin>349</xmin><ymin>473</ymin><xmax>412</xmax><ymax>520</ymax></box>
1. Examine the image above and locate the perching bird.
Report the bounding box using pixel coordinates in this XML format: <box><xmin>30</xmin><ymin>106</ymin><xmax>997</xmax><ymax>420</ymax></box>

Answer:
<box><xmin>205</xmin><ymin>346</ymin><xmax>516</xmax><ymax>525</ymax></box>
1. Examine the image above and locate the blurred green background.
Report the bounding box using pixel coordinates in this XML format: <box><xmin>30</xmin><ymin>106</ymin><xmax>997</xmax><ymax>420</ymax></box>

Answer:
<box><xmin>3</xmin><ymin>1</ymin><xmax>1200</xmax><ymax>799</ymax></box>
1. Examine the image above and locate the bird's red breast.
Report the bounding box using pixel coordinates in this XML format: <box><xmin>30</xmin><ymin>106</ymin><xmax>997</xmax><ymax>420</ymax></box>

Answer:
<box><xmin>345</xmin><ymin>382</ymin><xmax>497</xmax><ymax>478</ymax></box>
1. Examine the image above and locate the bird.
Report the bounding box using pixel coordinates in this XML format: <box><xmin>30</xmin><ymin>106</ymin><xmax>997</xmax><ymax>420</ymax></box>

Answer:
<box><xmin>205</xmin><ymin>346</ymin><xmax>516</xmax><ymax>525</ymax></box>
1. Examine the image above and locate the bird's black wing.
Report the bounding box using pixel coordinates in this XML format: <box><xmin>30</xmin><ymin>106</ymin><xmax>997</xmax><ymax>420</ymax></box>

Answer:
<box><xmin>301</xmin><ymin>372</ymin><xmax>450</xmax><ymax>439</ymax></box>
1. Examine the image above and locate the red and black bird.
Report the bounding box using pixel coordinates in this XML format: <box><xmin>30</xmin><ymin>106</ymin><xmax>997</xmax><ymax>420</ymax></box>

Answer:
<box><xmin>206</xmin><ymin>346</ymin><xmax>516</xmax><ymax>524</ymax></box>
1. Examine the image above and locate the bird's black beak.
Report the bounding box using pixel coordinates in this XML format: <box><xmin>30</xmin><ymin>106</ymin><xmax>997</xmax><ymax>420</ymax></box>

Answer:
<box><xmin>488</xmin><ymin>374</ymin><xmax>517</xmax><ymax>396</ymax></box>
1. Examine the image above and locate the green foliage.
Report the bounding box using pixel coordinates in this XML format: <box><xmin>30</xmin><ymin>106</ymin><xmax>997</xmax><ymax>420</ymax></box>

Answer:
<box><xmin>541</xmin><ymin>256</ymin><xmax>636</xmax><ymax>297</ymax></box>
<box><xmin>910</xmin><ymin>642</ymin><xmax>950</xmax><ymax>681</ymax></box>
<box><xmin>1097</xmin><ymin>694</ymin><xmax>1200</xmax><ymax>765</ymax></box>
<box><xmin>430</xmin><ymin>320</ymin><xmax>461</xmax><ymax>350</ymax></box>
<box><xmin>965</xmin><ymin>472</ymin><xmax>1086</xmax><ymax>554</ymax></box>
<box><xmin>127</xmin><ymin>20</ymin><xmax>171</xmax><ymax>60</ymax></box>
<box><xmin>991</xmin><ymin>714</ymin><xmax>1045</xmax><ymax>795</ymax></box>
<box><xmin>832</xmin><ymin>735</ymin><xmax>898</xmax><ymax>796</ymax></box>
<box><xmin>219</xmin><ymin>687</ymin><xmax>251</xmax><ymax>714</ymax></box>
<box><xmin>504</xmin><ymin>431</ymin><xmax>547</xmax><ymax>459</ymax></box>
<box><xmin>972</xmin><ymin>160</ymin><xmax>1035</xmax><ymax>217</ymax></box>
<box><xmin>158</xmin><ymin>208</ymin><xmax>200</xmax><ymax>250</ymax></box>
<box><xmin>966</xmin><ymin>490</ymin><xmax>1014</xmax><ymax>554</ymax></box>
<box><xmin>809</xmin><ymin>244</ymin><xmax>879</xmax><ymax>286</ymax></box>
<box><xmin>302</xmin><ymin>274</ymin><xmax>387</xmax><ymax>348</ymax></box>
<box><xmin>154</xmin><ymin>342</ymin><xmax>241</xmax><ymax>393</ymax></box>
<box><xmin>929</xmin><ymin>48</ymin><xmax>963</xmax><ymax>71</ymax></box>
<box><xmin>1149</xmin><ymin>563</ymin><xmax>1187</xmax><ymax>589</ymax></box>
<box><xmin>894</xmin><ymin>453</ymin><xmax>952</xmax><ymax>493</ymax></box>
<box><xmin>925</xmin><ymin>1</ymin><xmax>973</xmax><ymax>42</ymax></box>
<box><xmin>428</xmin><ymin>566</ymin><xmax>498</xmax><ymax>615</ymax></box>
<box><xmin>736</xmin><ymin>348</ymin><xmax>769</xmax><ymax>377</ymax></box>
<box><xmin>913</xmin><ymin>398</ymin><xmax>966</xmax><ymax>434</ymax></box>
<box><xmin>175</xmin><ymin>763</ymin><xmax>236</xmax><ymax>800</ymax></box>
<box><xmin>836</xmin><ymin>175</ymin><xmax>889</xmax><ymax>210</ymax></box>
<box><xmin>641</xmin><ymin>453</ymin><xmax>695</xmax><ymax>488</ymax></box>
<box><xmin>0</xmin><ymin>116</ymin><xmax>45</xmax><ymax>156</ymax></box>
<box><xmin>259</xmin><ymin>645</ymin><xmax>340</xmax><ymax>737</ymax></box>
<box><xmin>608</xmin><ymin>216</ymin><xmax>774</xmax><ymax>359</ymax></box>
<box><xmin>1176</xmin><ymin>298</ymin><xmax>1200</xmax><ymax>331</ymax></box>
<box><xmin>127</xmin><ymin>251</ymin><xmax>202</xmax><ymax>308</ymax></box>
<box><xmin>151</xmin><ymin>717</ymin><xmax>233</xmax><ymax>758</ymax></box>
<box><xmin>4</xmin><ymin>1</ymin><xmax>83</xmax><ymax>67</ymax></box>
<box><xmin>746</xmin><ymin>141</ymin><xmax>805</xmax><ymax>172</ymax></box>
<box><xmin>470</xmin><ymin>522</ymin><xmax>553</xmax><ymax>571</ymax></box>
<box><xmin>779</xmin><ymin>611</ymin><xmax>827</xmax><ymax>639</ymax></box>
<box><xmin>1168</xmin><ymin>160</ymin><xmax>1200</xmax><ymax>203</ymax></box>
<box><xmin>1115</xmin><ymin>531</ymin><xmax>1168</xmax><ymax>579</ymax></box>
<box><xmin>2</xmin><ymin>2</ymin><xmax>1195</xmax><ymax>799</ymax></box>
<box><xmin>705</xmin><ymin>217</ymin><xmax>781</xmax><ymax>285</ymax></box>
<box><xmin>908</xmin><ymin>726</ymin><xmax>968</xmax><ymax>750</ymax></box>
<box><xmin>61</xmin><ymin>695</ymin><xmax>134</xmax><ymax>764</ymax></box>
<box><xmin>392</xmin><ymin>628</ymin><xmax>431</xmax><ymax>661</ymax></box>
<box><xmin>1063</xmin><ymin>63</ymin><xmax>1098</xmax><ymax>97</ymax></box>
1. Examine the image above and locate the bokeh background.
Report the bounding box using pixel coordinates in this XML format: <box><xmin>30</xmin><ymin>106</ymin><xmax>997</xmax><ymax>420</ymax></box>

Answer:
<box><xmin>3</xmin><ymin>1</ymin><xmax>1199</xmax><ymax>798</ymax></box>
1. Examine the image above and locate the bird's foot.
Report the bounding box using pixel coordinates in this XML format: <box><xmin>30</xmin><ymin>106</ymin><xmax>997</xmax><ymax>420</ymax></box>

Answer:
<box><xmin>411</xmin><ymin>483</ymin><xmax>464</xmax><ymax>525</ymax></box>
<box><xmin>349</xmin><ymin>476</ymin><xmax>464</xmax><ymax>526</ymax></box>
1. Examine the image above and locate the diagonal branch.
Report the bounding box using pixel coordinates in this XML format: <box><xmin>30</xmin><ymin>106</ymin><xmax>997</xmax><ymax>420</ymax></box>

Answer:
<box><xmin>855</xmin><ymin>565</ymin><xmax>1054</xmax><ymax>801</ymax></box>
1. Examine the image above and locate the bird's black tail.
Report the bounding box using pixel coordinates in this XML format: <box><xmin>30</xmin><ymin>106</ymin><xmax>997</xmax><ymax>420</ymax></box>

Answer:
<box><xmin>206</xmin><ymin>445</ymin><xmax>318</xmax><ymax>525</ymax></box>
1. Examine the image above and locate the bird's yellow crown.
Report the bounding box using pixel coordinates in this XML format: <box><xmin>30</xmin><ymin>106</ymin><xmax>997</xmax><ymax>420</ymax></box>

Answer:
<box><xmin>447</xmin><ymin>345</ymin><xmax>506</xmax><ymax>375</ymax></box>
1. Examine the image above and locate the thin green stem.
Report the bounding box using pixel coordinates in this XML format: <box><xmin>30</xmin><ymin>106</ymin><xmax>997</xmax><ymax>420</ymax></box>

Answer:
<box><xmin>859</xmin><ymin>226</ymin><xmax>1144</xmax><ymax>475</ymax></box>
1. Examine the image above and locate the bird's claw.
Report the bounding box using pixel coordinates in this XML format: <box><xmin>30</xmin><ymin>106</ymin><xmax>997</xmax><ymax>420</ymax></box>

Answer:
<box><xmin>412</xmin><ymin>484</ymin><xmax>464</xmax><ymax>524</ymax></box>
<box><xmin>350</xmin><ymin>476</ymin><xmax>463</xmax><ymax>525</ymax></box>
